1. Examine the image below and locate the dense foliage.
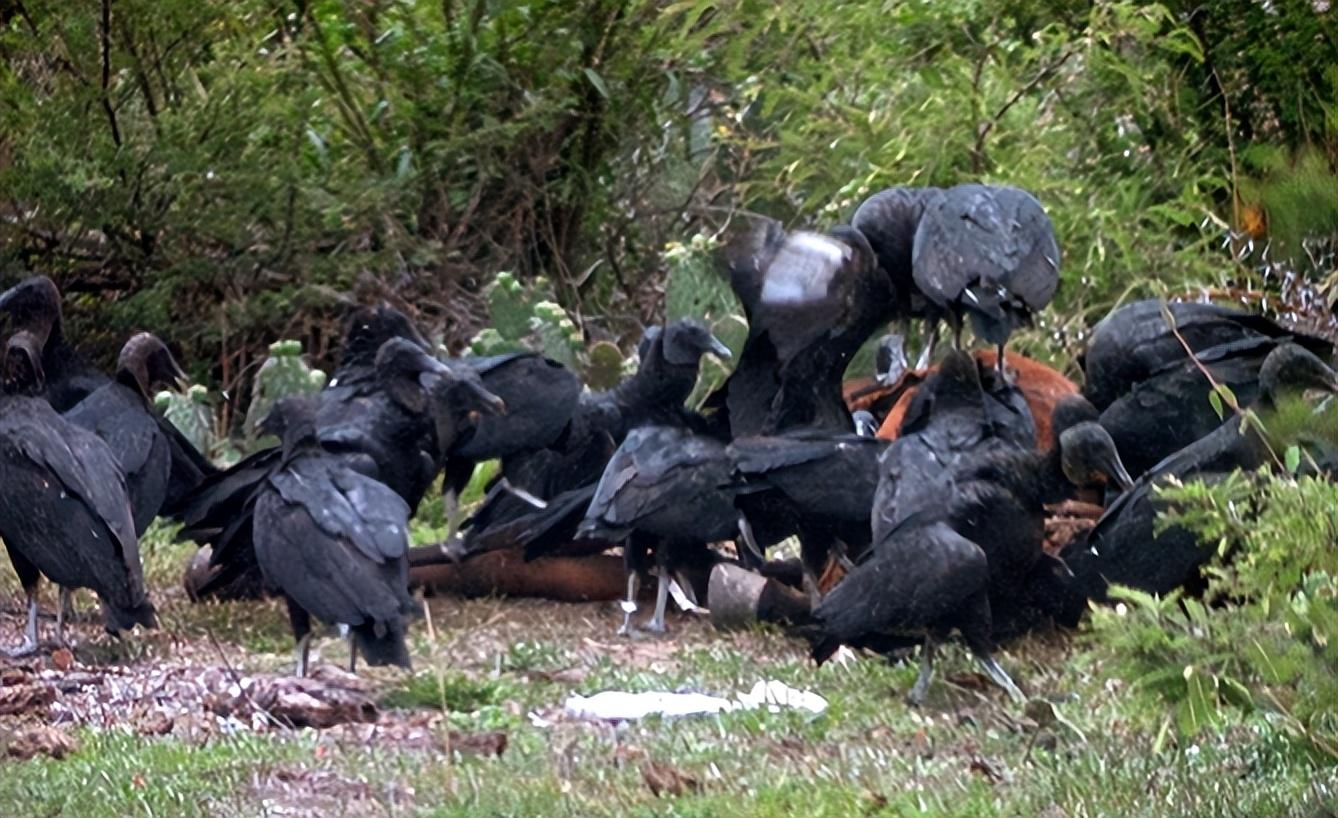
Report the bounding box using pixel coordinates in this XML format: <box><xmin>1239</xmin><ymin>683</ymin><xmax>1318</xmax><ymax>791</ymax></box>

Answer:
<box><xmin>1090</xmin><ymin>398</ymin><xmax>1338</xmax><ymax>759</ymax></box>
<box><xmin>1</xmin><ymin>1</ymin><xmax>1334</xmax><ymax>398</ymax></box>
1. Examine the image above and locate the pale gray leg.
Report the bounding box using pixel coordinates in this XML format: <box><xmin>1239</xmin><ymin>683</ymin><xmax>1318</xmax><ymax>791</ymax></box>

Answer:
<box><xmin>645</xmin><ymin>573</ymin><xmax>670</xmax><ymax>634</ymax></box>
<box><xmin>906</xmin><ymin>638</ymin><xmax>937</xmax><ymax>707</ymax></box>
<box><xmin>617</xmin><ymin>573</ymin><xmax>639</xmax><ymax>636</ymax></box>
<box><xmin>4</xmin><ymin>593</ymin><xmax>40</xmax><ymax>658</ymax></box>
<box><xmin>294</xmin><ymin>632</ymin><xmax>313</xmax><ymax>678</ymax></box>
<box><xmin>55</xmin><ymin>587</ymin><xmax>72</xmax><ymax>647</ymax></box>
<box><xmin>995</xmin><ymin>342</ymin><xmax>1012</xmax><ymax>385</ymax></box>
<box><xmin>442</xmin><ymin>489</ymin><xmax>461</xmax><ymax>544</ymax></box>
<box><xmin>977</xmin><ymin>652</ymin><xmax>1026</xmax><ymax>704</ymax></box>
<box><xmin>915</xmin><ymin>325</ymin><xmax>939</xmax><ymax>370</ymax></box>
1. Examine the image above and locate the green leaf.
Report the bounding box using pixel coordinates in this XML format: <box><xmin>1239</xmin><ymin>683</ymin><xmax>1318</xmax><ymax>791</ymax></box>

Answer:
<box><xmin>1284</xmin><ymin>445</ymin><xmax>1301</xmax><ymax>475</ymax></box>
<box><xmin>583</xmin><ymin>68</ymin><xmax>610</xmax><ymax>100</ymax></box>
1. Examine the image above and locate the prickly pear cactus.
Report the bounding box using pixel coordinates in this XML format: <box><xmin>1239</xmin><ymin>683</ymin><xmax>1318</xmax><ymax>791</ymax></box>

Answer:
<box><xmin>530</xmin><ymin>301</ymin><xmax>582</xmax><ymax>367</ymax></box>
<box><xmin>665</xmin><ymin>233</ymin><xmax>741</xmax><ymax>323</ymax></box>
<box><xmin>689</xmin><ymin>314</ymin><xmax>748</xmax><ymax>410</ymax></box>
<box><xmin>243</xmin><ymin>339</ymin><xmax>327</xmax><ymax>442</ymax></box>
<box><xmin>157</xmin><ymin>384</ymin><xmax>216</xmax><ymax>457</ymax></box>
<box><xmin>487</xmin><ymin>271</ymin><xmax>532</xmax><ymax>341</ymax></box>
<box><xmin>583</xmin><ymin>341</ymin><xmax>625</xmax><ymax>391</ymax></box>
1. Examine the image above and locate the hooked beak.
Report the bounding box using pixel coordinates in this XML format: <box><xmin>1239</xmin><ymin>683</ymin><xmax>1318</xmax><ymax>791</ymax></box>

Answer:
<box><xmin>467</xmin><ymin>379</ymin><xmax>506</xmax><ymax>417</ymax></box>
<box><xmin>707</xmin><ymin>335</ymin><xmax>732</xmax><ymax>361</ymax></box>
<box><xmin>1099</xmin><ymin>446</ymin><xmax>1135</xmax><ymax>492</ymax></box>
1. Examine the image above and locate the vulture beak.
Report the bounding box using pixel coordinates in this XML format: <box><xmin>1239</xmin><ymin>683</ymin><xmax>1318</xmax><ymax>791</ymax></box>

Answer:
<box><xmin>467</xmin><ymin>379</ymin><xmax>506</xmax><ymax>416</ymax></box>
<box><xmin>1099</xmin><ymin>445</ymin><xmax>1136</xmax><ymax>492</ymax></box>
<box><xmin>707</xmin><ymin>335</ymin><xmax>733</xmax><ymax>361</ymax></box>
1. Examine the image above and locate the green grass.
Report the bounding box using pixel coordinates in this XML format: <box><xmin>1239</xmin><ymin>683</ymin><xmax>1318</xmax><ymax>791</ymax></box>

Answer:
<box><xmin>3</xmin><ymin>526</ymin><xmax>1337</xmax><ymax>817</ymax></box>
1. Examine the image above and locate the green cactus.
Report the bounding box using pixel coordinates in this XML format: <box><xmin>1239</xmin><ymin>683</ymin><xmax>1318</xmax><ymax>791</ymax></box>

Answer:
<box><xmin>487</xmin><ymin>271</ymin><xmax>534</xmax><ymax>341</ymax></box>
<box><xmin>584</xmin><ymin>341</ymin><xmax>625</xmax><ymax>391</ymax></box>
<box><xmin>665</xmin><ymin>233</ymin><xmax>741</xmax><ymax>323</ymax></box>
<box><xmin>688</xmin><ymin>314</ymin><xmax>748</xmax><ymax>410</ymax></box>
<box><xmin>158</xmin><ymin>384</ymin><xmax>217</xmax><ymax>459</ymax></box>
<box><xmin>243</xmin><ymin>339</ymin><xmax>325</xmax><ymax>442</ymax></box>
<box><xmin>530</xmin><ymin>301</ymin><xmax>582</xmax><ymax>367</ymax></box>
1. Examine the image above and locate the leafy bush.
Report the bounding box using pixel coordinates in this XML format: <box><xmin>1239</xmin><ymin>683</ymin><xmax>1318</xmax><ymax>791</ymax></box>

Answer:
<box><xmin>1090</xmin><ymin>468</ymin><xmax>1338</xmax><ymax>759</ymax></box>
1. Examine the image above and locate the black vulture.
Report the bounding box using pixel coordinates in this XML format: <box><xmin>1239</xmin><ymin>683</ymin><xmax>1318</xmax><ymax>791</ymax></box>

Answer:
<box><xmin>871</xmin><ymin>350</ymin><xmax>1034</xmax><ymax>545</ymax></box>
<box><xmin>178</xmin><ymin>327</ymin><xmax>502</xmax><ymax>601</ymax></box>
<box><xmin>1070</xmin><ymin>344</ymin><xmax>1338</xmax><ymax>603</ymax></box>
<box><xmin>1080</xmin><ymin>298</ymin><xmax>1333</xmax><ymax>411</ymax></box>
<box><xmin>851</xmin><ymin>187</ymin><xmax>943</xmax><ymax>366</ymax></box>
<box><xmin>708</xmin><ymin>223</ymin><xmax>887</xmax><ymax>437</ymax></box>
<box><xmin>0</xmin><ymin>331</ymin><xmax>155</xmax><ymax>654</ymax></box>
<box><xmin>252</xmin><ymin>397</ymin><xmax>420</xmax><ymax>676</ymax></box>
<box><xmin>728</xmin><ymin>430</ymin><xmax>886</xmax><ymax>604</ymax></box>
<box><xmin>911</xmin><ymin>184</ymin><xmax>1060</xmax><ymax>378</ymax></box>
<box><xmin>578</xmin><ymin>426</ymin><xmax>746</xmax><ymax>635</ymax></box>
<box><xmin>323</xmin><ymin>304</ymin><xmax>432</xmax><ymax>395</ymax></box>
<box><xmin>807</xmin><ymin>399</ymin><xmax>1131</xmax><ymax>704</ymax></box>
<box><xmin>936</xmin><ymin>399</ymin><xmax>1132</xmax><ymax>638</ymax></box>
<box><xmin>459</xmin><ymin>320</ymin><xmax>729</xmax><ymax>557</ymax></box>
<box><xmin>0</xmin><ymin>275</ymin><xmax>110</xmax><ymax>411</ymax></box>
<box><xmin>1098</xmin><ymin>334</ymin><xmax>1294</xmax><ymax>477</ymax></box>
<box><xmin>811</xmin><ymin>515</ymin><xmax>1022</xmax><ymax>706</ymax></box>
<box><xmin>65</xmin><ymin>333</ymin><xmax>198</xmax><ymax>535</ymax></box>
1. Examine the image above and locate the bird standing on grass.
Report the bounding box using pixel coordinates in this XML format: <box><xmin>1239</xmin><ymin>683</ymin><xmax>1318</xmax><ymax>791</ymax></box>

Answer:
<box><xmin>0</xmin><ymin>331</ymin><xmax>155</xmax><ymax>655</ymax></box>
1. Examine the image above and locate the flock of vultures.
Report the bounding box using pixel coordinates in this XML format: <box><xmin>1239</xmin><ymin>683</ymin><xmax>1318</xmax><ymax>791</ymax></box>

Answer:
<box><xmin>1</xmin><ymin>183</ymin><xmax>1336</xmax><ymax>706</ymax></box>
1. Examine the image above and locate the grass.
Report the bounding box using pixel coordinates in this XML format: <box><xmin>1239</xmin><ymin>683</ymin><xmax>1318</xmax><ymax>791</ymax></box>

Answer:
<box><xmin>2</xmin><ymin>523</ymin><xmax>1337</xmax><ymax>817</ymax></box>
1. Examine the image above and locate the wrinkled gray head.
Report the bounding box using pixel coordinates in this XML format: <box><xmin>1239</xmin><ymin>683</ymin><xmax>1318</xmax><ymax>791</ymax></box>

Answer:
<box><xmin>1260</xmin><ymin>343</ymin><xmax>1338</xmax><ymax>402</ymax></box>
<box><xmin>340</xmin><ymin>303</ymin><xmax>431</xmax><ymax>369</ymax></box>
<box><xmin>1059</xmin><ymin>421</ymin><xmax>1134</xmax><ymax>491</ymax></box>
<box><xmin>0</xmin><ymin>276</ymin><xmax>62</xmax><ymax>338</ymax></box>
<box><xmin>1050</xmin><ymin>395</ymin><xmax>1100</xmax><ymax>443</ymax></box>
<box><xmin>661</xmin><ymin>319</ymin><xmax>732</xmax><ymax>367</ymax></box>
<box><xmin>852</xmin><ymin>410</ymin><xmax>879</xmax><ymax>437</ymax></box>
<box><xmin>117</xmin><ymin>332</ymin><xmax>189</xmax><ymax>399</ymax></box>
<box><xmin>3</xmin><ymin>330</ymin><xmax>45</xmax><ymax>395</ymax></box>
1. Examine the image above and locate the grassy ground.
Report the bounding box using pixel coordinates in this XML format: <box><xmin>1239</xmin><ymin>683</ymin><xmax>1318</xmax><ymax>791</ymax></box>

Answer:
<box><xmin>1</xmin><ymin>527</ymin><xmax>1335</xmax><ymax>818</ymax></box>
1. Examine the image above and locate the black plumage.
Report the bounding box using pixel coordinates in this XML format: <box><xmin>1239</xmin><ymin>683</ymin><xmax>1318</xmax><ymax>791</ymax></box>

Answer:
<box><xmin>1071</xmin><ymin>344</ymin><xmax>1338</xmax><ymax>603</ymax></box>
<box><xmin>0</xmin><ymin>331</ymin><xmax>155</xmax><ymax>654</ymax></box>
<box><xmin>728</xmin><ymin>431</ymin><xmax>886</xmax><ymax>602</ymax></box>
<box><xmin>1098</xmin><ymin>335</ymin><xmax>1286</xmax><ymax>477</ymax></box>
<box><xmin>460</xmin><ymin>320</ymin><xmax>729</xmax><ymax>556</ymax></box>
<box><xmin>1080</xmin><ymin>299</ymin><xmax>1333</xmax><ymax>411</ymax></box>
<box><xmin>579</xmin><ymin>426</ymin><xmax>744</xmax><ymax>634</ymax></box>
<box><xmin>709</xmin><ymin>223</ymin><xmax>887</xmax><ymax>437</ymax></box>
<box><xmin>65</xmin><ymin>333</ymin><xmax>200</xmax><ymax>535</ymax></box>
<box><xmin>0</xmin><ymin>275</ymin><xmax>110</xmax><ymax>411</ymax></box>
<box><xmin>911</xmin><ymin>184</ymin><xmax>1059</xmax><ymax>375</ymax></box>
<box><xmin>851</xmin><ymin>186</ymin><xmax>943</xmax><ymax>334</ymax></box>
<box><xmin>252</xmin><ymin>397</ymin><xmax>420</xmax><ymax>675</ymax></box>
<box><xmin>871</xmin><ymin>350</ymin><xmax>1035</xmax><ymax>545</ymax></box>
<box><xmin>177</xmin><ymin>310</ymin><xmax>501</xmax><ymax>601</ymax></box>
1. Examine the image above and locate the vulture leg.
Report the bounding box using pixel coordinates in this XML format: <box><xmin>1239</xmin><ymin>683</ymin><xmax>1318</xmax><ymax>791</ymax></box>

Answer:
<box><xmin>3</xmin><ymin>593</ymin><xmax>41</xmax><ymax>657</ymax></box>
<box><xmin>347</xmin><ymin>634</ymin><xmax>359</xmax><ymax>674</ymax></box>
<box><xmin>915</xmin><ymin>324</ymin><xmax>940</xmax><ymax>370</ymax></box>
<box><xmin>617</xmin><ymin>573</ymin><xmax>639</xmax><ymax>636</ymax></box>
<box><xmin>995</xmin><ymin>342</ymin><xmax>1012</xmax><ymax>385</ymax></box>
<box><xmin>496</xmin><ymin>477</ymin><xmax>547</xmax><ymax>510</ymax></box>
<box><xmin>442</xmin><ymin>489</ymin><xmax>461</xmax><ymax>545</ymax></box>
<box><xmin>55</xmin><ymin>587</ymin><xmax>72</xmax><ymax>647</ymax></box>
<box><xmin>906</xmin><ymin>638</ymin><xmax>937</xmax><ymax>707</ymax></box>
<box><xmin>976</xmin><ymin>652</ymin><xmax>1027</xmax><ymax>704</ymax></box>
<box><xmin>644</xmin><ymin>570</ymin><xmax>669</xmax><ymax>634</ymax></box>
<box><xmin>736</xmin><ymin>515</ymin><xmax>765</xmax><ymax>570</ymax></box>
<box><xmin>286</xmin><ymin>596</ymin><xmax>314</xmax><ymax>677</ymax></box>
<box><xmin>294</xmin><ymin>633</ymin><xmax>314</xmax><ymax>679</ymax></box>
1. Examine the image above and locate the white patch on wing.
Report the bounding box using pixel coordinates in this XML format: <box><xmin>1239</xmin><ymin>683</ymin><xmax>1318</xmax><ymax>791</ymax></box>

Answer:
<box><xmin>759</xmin><ymin>232</ymin><xmax>848</xmax><ymax>305</ymax></box>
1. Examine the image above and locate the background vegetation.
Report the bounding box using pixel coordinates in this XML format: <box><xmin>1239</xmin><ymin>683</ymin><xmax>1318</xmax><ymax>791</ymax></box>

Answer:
<box><xmin>1</xmin><ymin>0</ymin><xmax>1334</xmax><ymax>396</ymax></box>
